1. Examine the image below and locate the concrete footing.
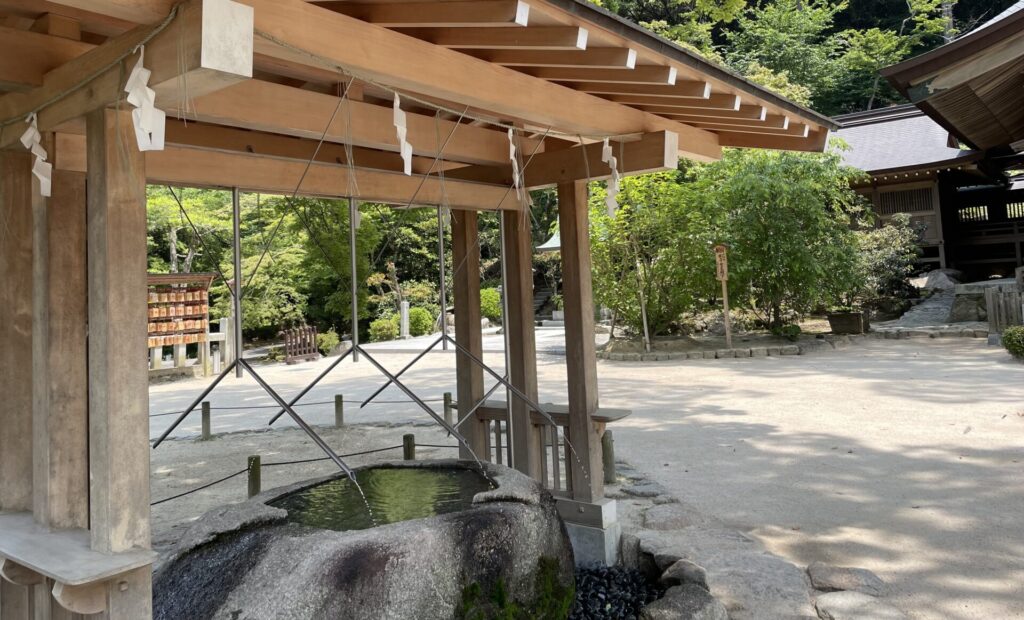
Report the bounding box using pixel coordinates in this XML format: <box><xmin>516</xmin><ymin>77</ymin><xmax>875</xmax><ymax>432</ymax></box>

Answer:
<box><xmin>558</xmin><ymin>497</ymin><xmax>620</xmax><ymax>566</ymax></box>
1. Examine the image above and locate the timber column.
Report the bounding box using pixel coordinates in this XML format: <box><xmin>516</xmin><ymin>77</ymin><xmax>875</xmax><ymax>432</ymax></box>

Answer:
<box><xmin>451</xmin><ymin>210</ymin><xmax>489</xmax><ymax>459</ymax></box>
<box><xmin>501</xmin><ymin>209</ymin><xmax>543</xmax><ymax>478</ymax></box>
<box><xmin>557</xmin><ymin>180</ymin><xmax>619</xmax><ymax>565</ymax></box>
<box><xmin>86</xmin><ymin>107</ymin><xmax>152</xmax><ymax>617</ymax></box>
<box><xmin>0</xmin><ymin>150</ymin><xmax>35</xmax><ymax>620</ymax></box>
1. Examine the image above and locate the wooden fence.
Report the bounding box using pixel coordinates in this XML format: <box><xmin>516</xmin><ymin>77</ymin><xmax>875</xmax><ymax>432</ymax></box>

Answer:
<box><xmin>985</xmin><ymin>284</ymin><xmax>1024</xmax><ymax>334</ymax></box>
<box><xmin>283</xmin><ymin>326</ymin><xmax>319</xmax><ymax>364</ymax></box>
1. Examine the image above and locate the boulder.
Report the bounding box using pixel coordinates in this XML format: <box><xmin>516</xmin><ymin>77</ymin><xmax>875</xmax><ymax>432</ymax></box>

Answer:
<box><xmin>640</xmin><ymin>584</ymin><xmax>728</xmax><ymax>620</ymax></box>
<box><xmin>814</xmin><ymin>591</ymin><xmax>907</xmax><ymax>620</ymax></box>
<box><xmin>660</xmin><ymin>559</ymin><xmax>710</xmax><ymax>591</ymax></box>
<box><xmin>911</xmin><ymin>269</ymin><xmax>961</xmax><ymax>291</ymax></box>
<box><xmin>949</xmin><ymin>293</ymin><xmax>987</xmax><ymax>322</ymax></box>
<box><xmin>807</xmin><ymin>562</ymin><xmax>887</xmax><ymax>596</ymax></box>
<box><xmin>153</xmin><ymin>461</ymin><xmax>573</xmax><ymax>620</ymax></box>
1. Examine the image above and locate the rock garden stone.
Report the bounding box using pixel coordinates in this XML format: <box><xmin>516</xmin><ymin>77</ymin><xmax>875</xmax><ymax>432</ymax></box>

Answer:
<box><xmin>750</xmin><ymin>347</ymin><xmax>768</xmax><ymax>357</ymax></box>
<box><xmin>780</xmin><ymin>345</ymin><xmax>800</xmax><ymax>355</ymax></box>
<box><xmin>733</xmin><ymin>348</ymin><xmax>751</xmax><ymax>357</ymax></box>
<box><xmin>814</xmin><ymin>591</ymin><xmax>907</xmax><ymax>620</ymax></box>
<box><xmin>715</xmin><ymin>349</ymin><xmax>735</xmax><ymax>359</ymax></box>
<box><xmin>659</xmin><ymin>559</ymin><xmax>710</xmax><ymax>591</ymax></box>
<box><xmin>807</xmin><ymin>562</ymin><xmax>886</xmax><ymax>596</ymax></box>
<box><xmin>640</xmin><ymin>584</ymin><xmax>729</xmax><ymax>620</ymax></box>
<box><xmin>624</xmin><ymin>481</ymin><xmax>667</xmax><ymax>498</ymax></box>
<box><xmin>767</xmin><ymin>346</ymin><xmax>782</xmax><ymax>355</ymax></box>
<box><xmin>702</xmin><ymin>351</ymin><xmax>716</xmax><ymax>359</ymax></box>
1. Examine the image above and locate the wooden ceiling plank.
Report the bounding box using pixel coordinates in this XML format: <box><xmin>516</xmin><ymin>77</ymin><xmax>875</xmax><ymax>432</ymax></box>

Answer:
<box><xmin>242</xmin><ymin>0</ymin><xmax>720</xmax><ymax>159</ymax></box>
<box><xmin>572</xmin><ymin>81</ymin><xmax>711</xmax><ymax>99</ymax></box>
<box><xmin>696</xmin><ymin>122</ymin><xmax>808</xmax><ymax>137</ymax></box>
<box><xmin>604</xmin><ymin>93</ymin><xmax>739</xmax><ymax>110</ymax></box>
<box><xmin>394</xmin><ymin>25</ymin><xmax>587</xmax><ymax>50</ymax></box>
<box><xmin>665</xmin><ymin>112</ymin><xmax>788</xmax><ymax>129</ymax></box>
<box><xmin>0</xmin><ymin>26</ymin><xmax>94</xmax><ymax>91</ymax></box>
<box><xmin>635</xmin><ymin>103</ymin><xmax>765</xmax><ymax>120</ymax></box>
<box><xmin>0</xmin><ymin>0</ymin><xmax>253</xmax><ymax>148</ymax></box>
<box><xmin>717</xmin><ymin>128</ymin><xmax>826</xmax><ymax>152</ymax></box>
<box><xmin>468</xmin><ymin>47</ymin><xmax>636</xmax><ymax>68</ymax></box>
<box><xmin>327</xmin><ymin>0</ymin><xmax>531</xmax><ymax>28</ymax></box>
<box><xmin>522</xmin><ymin>65</ymin><xmax>676</xmax><ymax>85</ymax></box>
<box><xmin>443</xmin><ymin>129</ymin><xmax>677</xmax><ymax>187</ymax></box>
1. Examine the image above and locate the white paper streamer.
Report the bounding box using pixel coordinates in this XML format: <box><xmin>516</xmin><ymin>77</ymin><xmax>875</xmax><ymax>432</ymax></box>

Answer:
<box><xmin>508</xmin><ymin>128</ymin><xmax>524</xmax><ymax>201</ymax></box>
<box><xmin>440</xmin><ymin>206</ymin><xmax>451</xmax><ymax>229</ymax></box>
<box><xmin>601</xmin><ymin>138</ymin><xmax>620</xmax><ymax>216</ymax></box>
<box><xmin>20</xmin><ymin>113</ymin><xmax>51</xmax><ymax>197</ymax></box>
<box><xmin>124</xmin><ymin>47</ymin><xmax>166</xmax><ymax>152</ymax></box>
<box><xmin>393</xmin><ymin>93</ymin><xmax>413</xmax><ymax>176</ymax></box>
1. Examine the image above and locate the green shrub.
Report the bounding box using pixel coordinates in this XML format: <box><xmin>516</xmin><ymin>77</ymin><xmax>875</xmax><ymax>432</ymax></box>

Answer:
<box><xmin>316</xmin><ymin>328</ymin><xmax>340</xmax><ymax>355</ymax></box>
<box><xmin>369</xmin><ymin>314</ymin><xmax>399</xmax><ymax>342</ymax></box>
<box><xmin>771</xmin><ymin>324</ymin><xmax>802</xmax><ymax>341</ymax></box>
<box><xmin>1003</xmin><ymin>326</ymin><xmax>1024</xmax><ymax>359</ymax></box>
<box><xmin>408</xmin><ymin>307</ymin><xmax>435</xmax><ymax>336</ymax></box>
<box><xmin>480</xmin><ymin>288</ymin><xmax>502</xmax><ymax>323</ymax></box>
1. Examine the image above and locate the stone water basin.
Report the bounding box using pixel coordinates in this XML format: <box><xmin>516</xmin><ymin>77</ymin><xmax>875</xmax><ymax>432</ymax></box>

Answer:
<box><xmin>153</xmin><ymin>460</ymin><xmax>574</xmax><ymax>620</ymax></box>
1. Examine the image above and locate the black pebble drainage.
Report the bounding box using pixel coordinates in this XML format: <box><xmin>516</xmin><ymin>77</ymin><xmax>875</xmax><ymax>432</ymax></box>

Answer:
<box><xmin>570</xmin><ymin>565</ymin><xmax>665</xmax><ymax>620</ymax></box>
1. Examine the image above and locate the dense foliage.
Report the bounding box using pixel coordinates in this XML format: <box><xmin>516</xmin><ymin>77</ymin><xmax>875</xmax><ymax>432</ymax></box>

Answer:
<box><xmin>1002</xmin><ymin>326</ymin><xmax>1024</xmax><ymax>360</ymax></box>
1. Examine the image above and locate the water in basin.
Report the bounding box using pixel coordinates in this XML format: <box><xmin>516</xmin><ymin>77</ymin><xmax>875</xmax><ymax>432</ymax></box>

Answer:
<box><xmin>270</xmin><ymin>466</ymin><xmax>493</xmax><ymax>532</ymax></box>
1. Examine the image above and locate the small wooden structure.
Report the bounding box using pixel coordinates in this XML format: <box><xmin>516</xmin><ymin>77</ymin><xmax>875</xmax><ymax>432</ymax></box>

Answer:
<box><xmin>147</xmin><ymin>272</ymin><xmax>215</xmax><ymax>375</ymax></box>
<box><xmin>0</xmin><ymin>0</ymin><xmax>832</xmax><ymax>616</ymax></box>
<box><xmin>283</xmin><ymin>325</ymin><xmax>320</xmax><ymax>364</ymax></box>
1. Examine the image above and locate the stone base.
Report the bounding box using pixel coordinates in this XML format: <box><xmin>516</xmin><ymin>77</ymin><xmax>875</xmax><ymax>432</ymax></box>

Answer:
<box><xmin>558</xmin><ymin>498</ymin><xmax>620</xmax><ymax>566</ymax></box>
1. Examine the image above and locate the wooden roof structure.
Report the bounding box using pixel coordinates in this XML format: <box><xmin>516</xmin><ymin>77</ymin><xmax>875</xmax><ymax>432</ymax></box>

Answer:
<box><xmin>882</xmin><ymin>0</ymin><xmax>1024</xmax><ymax>153</ymax></box>
<box><xmin>0</xmin><ymin>0</ymin><xmax>833</xmax><ymax>213</ymax></box>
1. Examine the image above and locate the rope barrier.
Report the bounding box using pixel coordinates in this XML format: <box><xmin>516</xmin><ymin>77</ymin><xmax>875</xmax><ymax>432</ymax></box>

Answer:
<box><xmin>150</xmin><ymin>444</ymin><xmax>405</xmax><ymax>506</ymax></box>
<box><xmin>149</xmin><ymin>397</ymin><xmax>445</xmax><ymax>418</ymax></box>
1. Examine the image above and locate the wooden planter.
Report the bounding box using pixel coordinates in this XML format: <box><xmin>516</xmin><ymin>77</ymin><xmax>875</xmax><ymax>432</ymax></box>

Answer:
<box><xmin>827</xmin><ymin>311</ymin><xmax>869</xmax><ymax>335</ymax></box>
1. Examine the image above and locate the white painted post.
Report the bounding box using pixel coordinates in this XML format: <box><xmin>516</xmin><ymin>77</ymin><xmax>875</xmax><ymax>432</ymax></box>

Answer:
<box><xmin>400</xmin><ymin>300</ymin><xmax>410</xmax><ymax>339</ymax></box>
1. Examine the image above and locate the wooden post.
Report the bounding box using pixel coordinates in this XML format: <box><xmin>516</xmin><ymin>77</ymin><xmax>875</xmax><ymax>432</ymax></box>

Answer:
<box><xmin>715</xmin><ymin>244</ymin><xmax>731</xmax><ymax>349</ymax></box>
<box><xmin>557</xmin><ymin>181</ymin><xmax>603</xmax><ymax>502</ymax></box>
<box><xmin>403</xmin><ymin>434</ymin><xmax>416</xmax><ymax>460</ymax></box>
<box><xmin>443</xmin><ymin>392</ymin><xmax>453</xmax><ymax>426</ymax></box>
<box><xmin>502</xmin><ymin>209</ymin><xmax>543</xmax><ymax>479</ymax></box>
<box><xmin>33</xmin><ymin>142</ymin><xmax>89</xmax><ymax>531</ymax></box>
<box><xmin>335</xmin><ymin>394</ymin><xmax>344</xmax><ymax>428</ymax></box>
<box><xmin>201</xmin><ymin>402</ymin><xmax>212</xmax><ymax>440</ymax></box>
<box><xmin>450</xmin><ymin>210</ymin><xmax>489</xmax><ymax>459</ymax></box>
<box><xmin>86</xmin><ymin>107</ymin><xmax>152</xmax><ymax>618</ymax></box>
<box><xmin>601</xmin><ymin>430</ymin><xmax>616</xmax><ymax>485</ymax></box>
<box><xmin>247</xmin><ymin>456</ymin><xmax>261</xmax><ymax>498</ymax></box>
<box><xmin>0</xmin><ymin>151</ymin><xmax>34</xmax><ymax>514</ymax></box>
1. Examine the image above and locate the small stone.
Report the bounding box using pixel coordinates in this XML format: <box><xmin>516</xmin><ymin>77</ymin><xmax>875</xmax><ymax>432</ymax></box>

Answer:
<box><xmin>780</xmin><ymin>345</ymin><xmax>799</xmax><ymax>355</ymax></box>
<box><xmin>640</xmin><ymin>584</ymin><xmax>728</xmax><ymax>620</ymax></box>
<box><xmin>808</xmin><ymin>562</ymin><xmax>887</xmax><ymax>596</ymax></box>
<box><xmin>623</xmin><ymin>482</ymin><xmax>665</xmax><ymax>498</ymax></box>
<box><xmin>652</xmin><ymin>495</ymin><xmax>678</xmax><ymax>505</ymax></box>
<box><xmin>609</xmin><ymin>353</ymin><xmax>624</xmax><ymax>361</ymax></box>
<box><xmin>715</xmin><ymin>349</ymin><xmax>735</xmax><ymax>359</ymax></box>
<box><xmin>624</xmin><ymin>353</ymin><xmax>642</xmax><ymax>361</ymax></box>
<box><xmin>750</xmin><ymin>347</ymin><xmax>768</xmax><ymax>357</ymax></box>
<box><xmin>939</xmin><ymin>328</ymin><xmax>961</xmax><ymax>338</ymax></box>
<box><xmin>904</xmin><ymin>329</ymin><xmax>931</xmax><ymax>338</ymax></box>
<box><xmin>973</xmin><ymin>329</ymin><xmax>988</xmax><ymax>338</ymax></box>
<box><xmin>653</xmin><ymin>551</ymin><xmax>684</xmax><ymax>572</ymax></box>
<box><xmin>733</xmin><ymin>348</ymin><xmax>751</xmax><ymax>358</ymax></box>
<box><xmin>814</xmin><ymin>591</ymin><xmax>907</xmax><ymax>620</ymax></box>
<box><xmin>659</xmin><ymin>559</ymin><xmax>709</xmax><ymax>591</ymax></box>
<box><xmin>641</xmin><ymin>354</ymin><xmax>656</xmax><ymax>362</ymax></box>
<box><xmin>767</xmin><ymin>346</ymin><xmax>782</xmax><ymax>355</ymax></box>
<box><xmin>702</xmin><ymin>351</ymin><xmax>716</xmax><ymax>359</ymax></box>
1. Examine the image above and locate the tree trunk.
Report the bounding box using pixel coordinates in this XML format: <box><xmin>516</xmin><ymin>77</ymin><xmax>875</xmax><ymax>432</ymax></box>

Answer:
<box><xmin>168</xmin><ymin>226</ymin><xmax>179</xmax><ymax>273</ymax></box>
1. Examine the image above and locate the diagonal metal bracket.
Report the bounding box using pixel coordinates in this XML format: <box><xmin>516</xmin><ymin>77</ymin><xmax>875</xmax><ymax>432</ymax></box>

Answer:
<box><xmin>359</xmin><ymin>334</ymin><xmax>444</xmax><ymax>409</ymax></box>
<box><xmin>152</xmin><ymin>359</ymin><xmax>238</xmax><ymax>449</ymax></box>
<box><xmin>266</xmin><ymin>346</ymin><xmax>354</xmax><ymax>426</ymax></box>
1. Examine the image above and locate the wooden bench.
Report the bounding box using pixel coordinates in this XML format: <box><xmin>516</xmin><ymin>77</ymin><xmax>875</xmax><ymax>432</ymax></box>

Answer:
<box><xmin>0</xmin><ymin>512</ymin><xmax>156</xmax><ymax>614</ymax></box>
<box><xmin>472</xmin><ymin>400</ymin><xmax>631</xmax><ymax>433</ymax></box>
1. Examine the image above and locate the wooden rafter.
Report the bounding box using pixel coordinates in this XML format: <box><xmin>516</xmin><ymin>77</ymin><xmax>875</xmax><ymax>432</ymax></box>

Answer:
<box><xmin>324</xmin><ymin>0</ymin><xmax>531</xmax><ymax>28</ymax></box>
<box><xmin>468</xmin><ymin>47</ymin><xmax>637</xmax><ymax>68</ymax></box>
<box><xmin>395</xmin><ymin>26</ymin><xmax>588</xmax><ymax>50</ymax></box>
<box><xmin>522</xmin><ymin>66</ymin><xmax>676</xmax><ymax>85</ymax></box>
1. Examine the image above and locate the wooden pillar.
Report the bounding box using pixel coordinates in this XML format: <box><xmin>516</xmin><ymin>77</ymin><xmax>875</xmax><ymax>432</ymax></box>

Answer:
<box><xmin>502</xmin><ymin>209</ymin><xmax>543</xmax><ymax>479</ymax></box>
<box><xmin>86</xmin><ymin>107</ymin><xmax>152</xmax><ymax>618</ymax></box>
<box><xmin>450</xmin><ymin>210</ymin><xmax>489</xmax><ymax>459</ymax></box>
<box><xmin>0</xmin><ymin>151</ymin><xmax>34</xmax><ymax>515</ymax></box>
<box><xmin>33</xmin><ymin>140</ymin><xmax>89</xmax><ymax>531</ymax></box>
<box><xmin>557</xmin><ymin>181</ymin><xmax>603</xmax><ymax>502</ymax></box>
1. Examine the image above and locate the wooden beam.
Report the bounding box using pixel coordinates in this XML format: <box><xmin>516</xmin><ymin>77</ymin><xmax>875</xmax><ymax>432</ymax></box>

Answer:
<box><xmin>696</xmin><ymin>121</ymin><xmax>809</xmax><ymax>137</ymax></box>
<box><xmin>637</xmin><ymin>103</ymin><xmax>766</xmax><ymax>121</ymax></box>
<box><xmin>523</xmin><ymin>66</ymin><xmax>676</xmax><ymax>85</ymax></box>
<box><xmin>243</xmin><ymin>0</ymin><xmax>721</xmax><ymax>159</ymax></box>
<box><xmin>30</xmin><ymin>13</ymin><xmax>81</xmax><ymax>39</ymax></box>
<box><xmin>604</xmin><ymin>93</ymin><xmax>740</xmax><ymax>110</ymax></box>
<box><xmin>327</xmin><ymin>0</ymin><xmax>531</xmax><ymax>27</ymax></box>
<box><xmin>557</xmin><ymin>180</ymin><xmax>602</xmax><ymax>502</ymax></box>
<box><xmin>0</xmin><ymin>26</ymin><xmax>94</xmax><ymax>91</ymax></box>
<box><xmin>0</xmin><ymin>0</ymin><xmax>253</xmax><ymax>148</ymax></box>
<box><xmin>571</xmin><ymin>81</ymin><xmax>711</xmax><ymax>99</ymax></box>
<box><xmin>445</xmin><ymin>130</ymin><xmax>678</xmax><ymax>187</ymax></box>
<box><xmin>395</xmin><ymin>26</ymin><xmax>588</xmax><ymax>50</ymax></box>
<box><xmin>177</xmin><ymin>79</ymin><xmax>542</xmax><ymax>166</ymax></box>
<box><xmin>451</xmin><ymin>210</ymin><xmax>489</xmax><ymax>458</ymax></box>
<box><xmin>502</xmin><ymin>208</ymin><xmax>543</xmax><ymax>479</ymax></box>
<box><xmin>468</xmin><ymin>47</ymin><xmax>637</xmax><ymax>68</ymax></box>
<box><xmin>717</xmin><ymin>127</ymin><xmax>827</xmax><ymax>152</ymax></box>
<box><xmin>666</xmin><ymin>113</ymin><xmax>789</xmax><ymax>130</ymax></box>
<box><xmin>41</xmin><ymin>0</ymin><xmax>173</xmax><ymax>24</ymax></box>
<box><xmin>146</xmin><ymin>144</ymin><xmax>523</xmax><ymax>210</ymax></box>
<box><xmin>0</xmin><ymin>150</ymin><xmax>33</xmax><ymax>513</ymax></box>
